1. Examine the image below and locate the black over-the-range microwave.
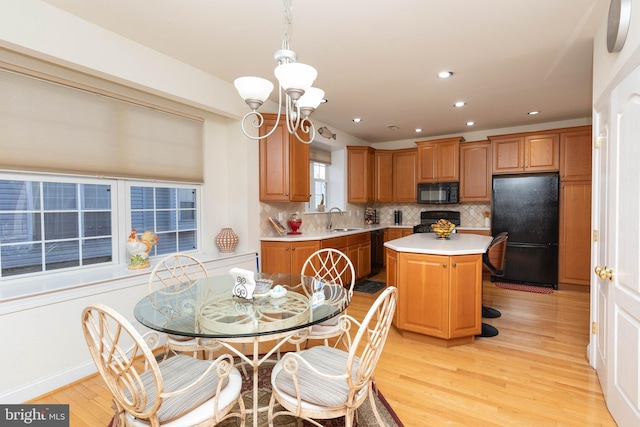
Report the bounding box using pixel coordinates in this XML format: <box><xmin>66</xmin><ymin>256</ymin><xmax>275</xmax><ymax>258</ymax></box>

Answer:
<box><xmin>417</xmin><ymin>181</ymin><xmax>459</xmax><ymax>204</ymax></box>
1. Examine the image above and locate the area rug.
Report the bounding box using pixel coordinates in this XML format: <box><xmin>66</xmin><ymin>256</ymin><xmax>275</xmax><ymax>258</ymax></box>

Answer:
<box><xmin>108</xmin><ymin>358</ymin><xmax>403</xmax><ymax>427</ymax></box>
<box><xmin>354</xmin><ymin>280</ymin><xmax>386</xmax><ymax>294</ymax></box>
<box><xmin>496</xmin><ymin>282</ymin><xmax>554</xmax><ymax>294</ymax></box>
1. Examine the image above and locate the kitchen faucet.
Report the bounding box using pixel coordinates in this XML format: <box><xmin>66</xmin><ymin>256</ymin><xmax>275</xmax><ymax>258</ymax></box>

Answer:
<box><xmin>327</xmin><ymin>207</ymin><xmax>343</xmax><ymax>230</ymax></box>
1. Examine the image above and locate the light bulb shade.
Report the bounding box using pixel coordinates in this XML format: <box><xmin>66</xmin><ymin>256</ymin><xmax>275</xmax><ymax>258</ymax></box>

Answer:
<box><xmin>274</xmin><ymin>63</ymin><xmax>317</xmax><ymax>91</ymax></box>
<box><xmin>234</xmin><ymin>77</ymin><xmax>274</xmax><ymax>102</ymax></box>
<box><xmin>297</xmin><ymin>87</ymin><xmax>325</xmax><ymax>109</ymax></box>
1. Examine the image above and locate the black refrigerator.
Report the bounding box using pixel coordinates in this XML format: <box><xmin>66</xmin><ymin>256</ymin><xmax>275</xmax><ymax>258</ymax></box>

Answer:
<box><xmin>491</xmin><ymin>173</ymin><xmax>559</xmax><ymax>289</ymax></box>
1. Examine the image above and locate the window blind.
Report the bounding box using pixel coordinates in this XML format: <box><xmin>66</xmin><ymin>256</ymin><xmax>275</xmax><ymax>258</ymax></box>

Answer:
<box><xmin>310</xmin><ymin>147</ymin><xmax>332</xmax><ymax>165</ymax></box>
<box><xmin>0</xmin><ymin>68</ymin><xmax>204</xmax><ymax>182</ymax></box>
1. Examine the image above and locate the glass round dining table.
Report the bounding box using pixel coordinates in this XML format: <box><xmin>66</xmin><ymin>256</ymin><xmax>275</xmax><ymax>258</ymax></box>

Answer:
<box><xmin>134</xmin><ymin>271</ymin><xmax>351</xmax><ymax>427</ymax></box>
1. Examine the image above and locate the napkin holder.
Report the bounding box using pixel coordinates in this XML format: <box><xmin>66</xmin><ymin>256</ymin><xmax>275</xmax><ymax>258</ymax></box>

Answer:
<box><xmin>230</xmin><ymin>268</ymin><xmax>256</xmax><ymax>300</ymax></box>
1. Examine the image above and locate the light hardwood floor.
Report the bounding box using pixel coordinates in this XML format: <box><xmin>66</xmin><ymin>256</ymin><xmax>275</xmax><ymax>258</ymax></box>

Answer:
<box><xmin>29</xmin><ymin>277</ymin><xmax>616</xmax><ymax>426</ymax></box>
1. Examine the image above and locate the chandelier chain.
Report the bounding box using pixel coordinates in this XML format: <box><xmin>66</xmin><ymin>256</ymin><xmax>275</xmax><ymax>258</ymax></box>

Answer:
<box><xmin>282</xmin><ymin>0</ymin><xmax>293</xmax><ymax>51</ymax></box>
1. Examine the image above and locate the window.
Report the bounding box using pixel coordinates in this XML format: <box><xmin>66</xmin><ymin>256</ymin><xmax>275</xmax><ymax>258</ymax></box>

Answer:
<box><xmin>0</xmin><ymin>177</ymin><xmax>114</xmax><ymax>277</ymax></box>
<box><xmin>0</xmin><ymin>173</ymin><xmax>200</xmax><ymax>279</ymax></box>
<box><xmin>309</xmin><ymin>162</ymin><xmax>328</xmax><ymax>212</ymax></box>
<box><xmin>130</xmin><ymin>184</ymin><xmax>198</xmax><ymax>254</ymax></box>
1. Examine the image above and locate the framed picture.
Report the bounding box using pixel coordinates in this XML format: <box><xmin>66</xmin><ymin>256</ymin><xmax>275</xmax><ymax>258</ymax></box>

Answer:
<box><xmin>268</xmin><ymin>217</ymin><xmax>287</xmax><ymax>236</ymax></box>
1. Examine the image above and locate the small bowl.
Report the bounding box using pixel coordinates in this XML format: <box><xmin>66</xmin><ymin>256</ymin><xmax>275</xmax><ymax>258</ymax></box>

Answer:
<box><xmin>270</xmin><ymin>285</ymin><xmax>287</xmax><ymax>299</ymax></box>
<box><xmin>254</xmin><ymin>278</ymin><xmax>273</xmax><ymax>294</ymax></box>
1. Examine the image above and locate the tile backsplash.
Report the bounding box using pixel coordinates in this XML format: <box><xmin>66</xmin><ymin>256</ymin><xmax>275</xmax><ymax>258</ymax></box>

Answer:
<box><xmin>260</xmin><ymin>202</ymin><xmax>491</xmax><ymax>236</ymax></box>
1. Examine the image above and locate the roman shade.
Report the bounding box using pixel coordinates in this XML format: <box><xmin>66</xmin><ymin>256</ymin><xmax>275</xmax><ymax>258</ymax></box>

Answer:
<box><xmin>0</xmin><ymin>67</ymin><xmax>204</xmax><ymax>182</ymax></box>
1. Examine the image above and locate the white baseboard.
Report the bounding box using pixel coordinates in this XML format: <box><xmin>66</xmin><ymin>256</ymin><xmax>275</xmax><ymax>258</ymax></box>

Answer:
<box><xmin>0</xmin><ymin>361</ymin><xmax>97</xmax><ymax>404</ymax></box>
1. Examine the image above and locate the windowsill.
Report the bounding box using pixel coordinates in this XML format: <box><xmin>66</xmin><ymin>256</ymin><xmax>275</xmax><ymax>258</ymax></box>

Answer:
<box><xmin>0</xmin><ymin>250</ymin><xmax>256</xmax><ymax>315</ymax></box>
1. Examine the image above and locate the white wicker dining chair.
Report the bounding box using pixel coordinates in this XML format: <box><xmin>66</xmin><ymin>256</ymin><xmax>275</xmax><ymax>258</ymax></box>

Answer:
<box><xmin>81</xmin><ymin>304</ymin><xmax>245</xmax><ymax>427</ymax></box>
<box><xmin>299</xmin><ymin>248</ymin><xmax>356</xmax><ymax>348</ymax></box>
<box><xmin>148</xmin><ymin>253</ymin><xmax>220</xmax><ymax>359</ymax></box>
<box><xmin>267</xmin><ymin>286</ymin><xmax>397</xmax><ymax>427</ymax></box>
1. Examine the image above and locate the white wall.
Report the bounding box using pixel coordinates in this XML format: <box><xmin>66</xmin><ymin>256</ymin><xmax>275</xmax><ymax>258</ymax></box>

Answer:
<box><xmin>0</xmin><ymin>1</ymin><xmax>264</xmax><ymax>402</ymax></box>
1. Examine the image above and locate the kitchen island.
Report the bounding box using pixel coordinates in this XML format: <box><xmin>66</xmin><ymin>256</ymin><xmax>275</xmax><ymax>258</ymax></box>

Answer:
<box><xmin>385</xmin><ymin>233</ymin><xmax>492</xmax><ymax>347</ymax></box>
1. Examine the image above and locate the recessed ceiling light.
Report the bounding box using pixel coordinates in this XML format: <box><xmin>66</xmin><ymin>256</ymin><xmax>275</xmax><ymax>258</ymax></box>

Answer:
<box><xmin>438</xmin><ymin>71</ymin><xmax>454</xmax><ymax>79</ymax></box>
<box><xmin>414</xmin><ymin>128</ymin><xmax>422</xmax><ymax>133</ymax></box>
<box><xmin>454</xmin><ymin>101</ymin><xmax>466</xmax><ymax>108</ymax></box>
<box><xmin>528</xmin><ymin>111</ymin><xmax>540</xmax><ymax>115</ymax></box>
<box><xmin>353</xmin><ymin>118</ymin><xmax>362</xmax><ymax>123</ymax></box>
<box><xmin>466</xmin><ymin>121</ymin><xmax>475</xmax><ymax>126</ymax></box>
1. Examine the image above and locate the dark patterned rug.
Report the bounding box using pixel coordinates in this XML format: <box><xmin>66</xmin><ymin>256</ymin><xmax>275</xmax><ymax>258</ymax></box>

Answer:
<box><xmin>354</xmin><ymin>280</ymin><xmax>386</xmax><ymax>294</ymax></box>
<box><xmin>496</xmin><ymin>282</ymin><xmax>554</xmax><ymax>294</ymax></box>
<box><xmin>108</xmin><ymin>357</ymin><xmax>403</xmax><ymax>426</ymax></box>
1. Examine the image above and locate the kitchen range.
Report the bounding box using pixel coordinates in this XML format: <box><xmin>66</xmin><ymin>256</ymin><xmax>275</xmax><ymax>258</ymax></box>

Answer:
<box><xmin>413</xmin><ymin>210</ymin><xmax>461</xmax><ymax>234</ymax></box>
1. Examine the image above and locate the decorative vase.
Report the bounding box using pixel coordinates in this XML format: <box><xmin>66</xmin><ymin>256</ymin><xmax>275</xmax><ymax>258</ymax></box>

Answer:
<box><xmin>215</xmin><ymin>228</ymin><xmax>239</xmax><ymax>253</ymax></box>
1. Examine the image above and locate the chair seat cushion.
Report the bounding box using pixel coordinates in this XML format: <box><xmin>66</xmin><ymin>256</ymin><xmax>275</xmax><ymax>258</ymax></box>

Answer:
<box><xmin>272</xmin><ymin>346</ymin><xmax>361</xmax><ymax>408</ymax></box>
<box><xmin>127</xmin><ymin>355</ymin><xmax>237</xmax><ymax>424</ymax></box>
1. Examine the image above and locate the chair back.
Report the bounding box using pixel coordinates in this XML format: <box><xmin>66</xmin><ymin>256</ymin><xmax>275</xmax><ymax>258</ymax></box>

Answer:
<box><xmin>300</xmin><ymin>248</ymin><xmax>356</xmax><ymax>296</ymax></box>
<box><xmin>148</xmin><ymin>253</ymin><xmax>208</xmax><ymax>292</ymax></box>
<box><xmin>483</xmin><ymin>232</ymin><xmax>508</xmax><ymax>276</ymax></box>
<box><xmin>343</xmin><ymin>286</ymin><xmax>397</xmax><ymax>391</ymax></box>
<box><xmin>82</xmin><ymin>304</ymin><xmax>164</xmax><ymax>421</ymax></box>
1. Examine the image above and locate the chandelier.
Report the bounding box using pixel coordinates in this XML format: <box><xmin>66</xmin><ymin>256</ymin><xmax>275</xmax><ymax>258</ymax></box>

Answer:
<box><xmin>234</xmin><ymin>0</ymin><xmax>324</xmax><ymax>144</ymax></box>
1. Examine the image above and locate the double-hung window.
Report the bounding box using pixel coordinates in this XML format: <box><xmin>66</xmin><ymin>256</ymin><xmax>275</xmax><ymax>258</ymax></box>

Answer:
<box><xmin>0</xmin><ymin>173</ymin><xmax>200</xmax><ymax>280</ymax></box>
<box><xmin>130</xmin><ymin>184</ymin><xmax>198</xmax><ymax>255</ymax></box>
<box><xmin>0</xmin><ymin>175</ymin><xmax>115</xmax><ymax>278</ymax></box>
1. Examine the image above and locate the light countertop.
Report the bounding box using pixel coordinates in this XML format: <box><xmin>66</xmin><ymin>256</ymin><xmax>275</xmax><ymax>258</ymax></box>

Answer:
<box><xmin>260</xmin><ymin>223</ymin><xmax>491</xmax><ymax>242</ymax></box>
<box><xmin>384</xmin><ymin>232</ymin><xmax>492</xmax><ymax>255</ymax></box>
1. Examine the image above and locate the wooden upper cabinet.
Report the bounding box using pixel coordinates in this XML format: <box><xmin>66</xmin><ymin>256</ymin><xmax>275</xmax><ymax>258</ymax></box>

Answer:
<box><xmin>375</xmin><ymin>150</ymin><xmax>394</xmax><ymax>203</ymax></box>
<box><xmin>490</xmin><ymin>132</ymin><xmax>559</xmax><ymax>174</ymax></box>
<box><xmin>259</xmin><ymin>114</ymin><xmax>310</xmax><ymax>202</ymax></box>
<box><xmin>560</xmin><ymin>127</ymin><xmax>592</xmax><ymax>181</ymax></box>
<box><xmin>347</xmin><ymin>146</ymin><xmax>375</xmax><ymax>203</ymax></box>
<box><xmin>392</xmin><ymin>148</ymin><xmax>418</xmax><ymax>202</ymax></box>
<box><xmin>415</xmin><ymin>137</ymin><xmax>462</xmax><ymax>182</ymax></box>
<box><xmin>459</xmin><ymin>141</ymin><xmax>491</xmax><ymax>202</ymax></box>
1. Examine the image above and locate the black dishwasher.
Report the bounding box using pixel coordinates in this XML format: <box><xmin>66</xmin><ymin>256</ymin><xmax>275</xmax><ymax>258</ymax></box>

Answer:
<box><xmin>370</xmin><ymin>229</ymin><xmax>385</xmax><ymax>276</ymax></box>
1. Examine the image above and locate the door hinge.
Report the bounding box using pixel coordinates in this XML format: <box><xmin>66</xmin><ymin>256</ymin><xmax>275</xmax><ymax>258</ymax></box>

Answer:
<box><xmin>592</xmin><ymin>322</ymin><xmax>598</xmax><ymax>334</ymax></box>
<box><xmin>595</xmin><ymin>136</ymin><xmax>606</xmax><ymax>149</ymax></box>
<box><xmin>593</xmin><ymin>230</ymin><xmax>598</xmax><ymax>242</ymax></box>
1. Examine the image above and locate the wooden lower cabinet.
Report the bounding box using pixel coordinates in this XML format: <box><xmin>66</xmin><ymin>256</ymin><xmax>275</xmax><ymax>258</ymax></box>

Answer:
<box><xmin>262</xmin><ymin>232</ymin><xmax>372</xmax><ymax>282</ymax></box>
<box><xmin>559</xmin><ymin>182</ymin><xmax>592</xmax><ymax>286</ymax></box>
<box><xmin>395</xmin><ymin>251</ymin><xmax>482</xmax><ymax>344</ymax></box>
<box><xmin>260</xmin><ymin>240</ymin><xmax>320</xmax><ymax>275</ymax></box>
<box><xmin>346</xmin><ymin>232</ymin><xmax>371</xmax><ymax>280</ymax></box>
<box><xmin>384</xmin><ymin>228</ymin><xmax>413</xmax><ymax>241</ymax></box>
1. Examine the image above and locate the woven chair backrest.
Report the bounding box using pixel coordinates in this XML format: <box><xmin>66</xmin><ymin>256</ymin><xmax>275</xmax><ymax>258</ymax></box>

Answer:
<box><xmin>343</xmin><ymin>286</ymin><xmax>397</xmax><ymax>391</ymax></box>
<box><xmin>148</xmin><ymin>253</ymin><xmax>208</xmax><ymax>292</ymax></box>
<box><xmin>301</xmin><ymin>248</ymin><xmax>356</xmax><ymax>296</ymax></box>
<box><xmin>82</xmin><ymin>304</ymin><xmax>162</xmax><ymax>421</ymax></box>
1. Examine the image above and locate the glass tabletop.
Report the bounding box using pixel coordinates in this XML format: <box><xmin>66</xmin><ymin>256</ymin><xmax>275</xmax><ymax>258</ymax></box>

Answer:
<box><xmin>134</xmin><ymin>272</ymin><xmax>351</xmax><ymax>339</ymax></box>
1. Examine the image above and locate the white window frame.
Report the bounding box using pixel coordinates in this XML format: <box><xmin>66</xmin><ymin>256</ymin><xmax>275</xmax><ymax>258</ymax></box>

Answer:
<box><xmin>309</xmin><ymin>161</ymin><xmax>329</xmax><ymax>213</ymax></box>
<box><xmin>0</xmin><ymin>172</ymin><xmax>202</xmax><ymax>299</ymax></box>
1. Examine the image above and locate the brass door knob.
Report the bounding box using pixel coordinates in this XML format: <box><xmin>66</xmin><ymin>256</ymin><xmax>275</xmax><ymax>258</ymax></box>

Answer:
<box><xmin>595</xmin><ymin>265</ymin><xmax>615</xmax><ymax>281</ymax></box>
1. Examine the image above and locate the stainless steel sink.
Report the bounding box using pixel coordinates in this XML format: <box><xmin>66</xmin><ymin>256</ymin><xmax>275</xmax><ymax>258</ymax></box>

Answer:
<box><xmin>330</xmin><ymin>228</ymin><xmax>364</xmax><ymax>233</ymax></box>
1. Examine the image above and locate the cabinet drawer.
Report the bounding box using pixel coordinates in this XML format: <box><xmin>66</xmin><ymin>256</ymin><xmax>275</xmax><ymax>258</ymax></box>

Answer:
<box><xmin>322</xmin><ymin>236</ymin><xmax>348</xmax><ymax>249</ymax></box>
<box><xmin>348</xmin><ymin>232</ymin><xmax>370</xmax><ymax>246</ymax></box>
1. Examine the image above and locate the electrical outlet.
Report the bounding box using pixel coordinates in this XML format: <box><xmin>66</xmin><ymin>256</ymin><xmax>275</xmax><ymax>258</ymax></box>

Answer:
<box><xmin>278</xmin><ymin>212</ymin><xmax>283</xmax><ymax>221</ymax></box>
<box><xmin>470</xmin><ymin>208</ymin><xmax>475</xmax><ymax>215</ymax></box>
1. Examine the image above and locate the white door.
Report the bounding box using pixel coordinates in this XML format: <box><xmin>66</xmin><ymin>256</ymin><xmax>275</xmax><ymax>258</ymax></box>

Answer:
<box><xmin>592</xmin><ymin>64</ymin><xmax>640</xmax><ymax>425</ymax></box>
<box><xmin>591</xmin><ymin>102</ymin><xmax>610</xmax><ymax>393</ymax></box>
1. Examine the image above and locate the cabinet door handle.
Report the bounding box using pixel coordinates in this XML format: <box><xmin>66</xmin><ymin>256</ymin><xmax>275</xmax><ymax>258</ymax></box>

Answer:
<box><xmin>443</xmin><ymin>264</ymin><xmax>447</xmax><ymax>268</ymax></box>
<box><xmin>452</xmin><ymin>263</ymin><xmax>457</xmax><ymax>268</ymax></box>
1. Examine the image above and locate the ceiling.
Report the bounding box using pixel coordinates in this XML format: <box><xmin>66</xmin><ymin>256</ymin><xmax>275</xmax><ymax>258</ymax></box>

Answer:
<box><xmin>42</xmin><ymin>0</ymin><xmax>609</xmax><ymax>143</ymax></box>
